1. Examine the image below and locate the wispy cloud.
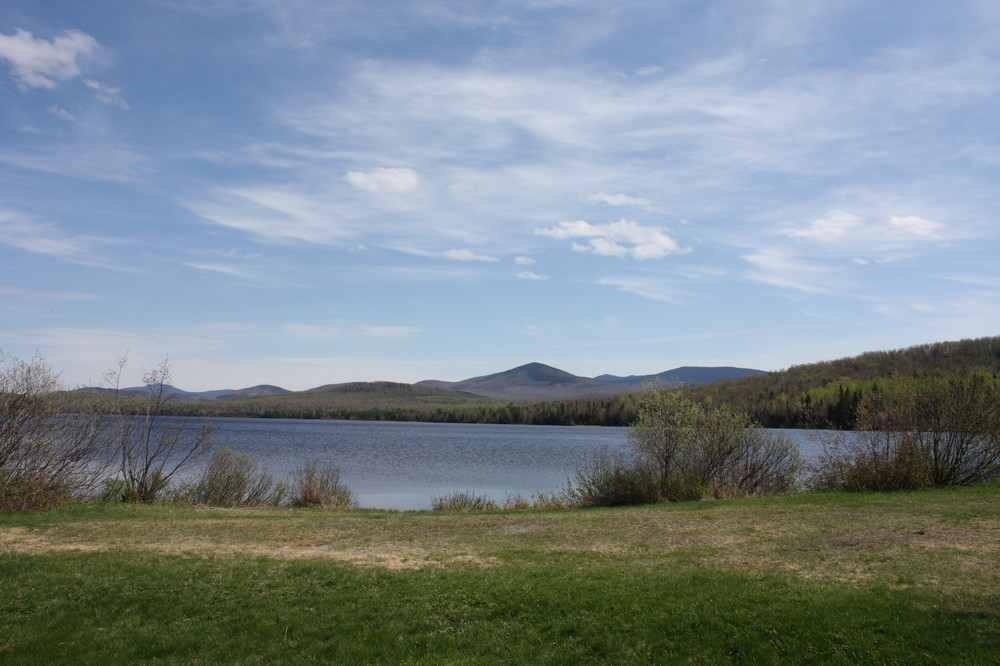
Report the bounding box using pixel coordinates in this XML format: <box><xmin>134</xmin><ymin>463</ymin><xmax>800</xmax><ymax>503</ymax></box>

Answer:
<box><xmin>0</xmin><ymin>284</ymin><xmax>98</xmax><ymax>300</ymax></box>
<box><xmin>516</xmin><ymin>270</ymin><xmax>549</xmax><ymax>280</ymax></box>
<box><xmin>0</xmin><ymin>208</ymin><xmax>114</xmax><ymax>267</ymax></box>
<box><xmin>84</xmin><ymin>79</ymin><xmax>129</xmax><ymax>109</ymax></box>
<box><xmin>281</xmin><ymin>322</ymin><xmax>421</xmax><ymax>339</ymax></box>
<box><xmin>742</xmin><ymin>247</ymin><xmax>844</xmax><ymax>294</ymax></box>
<box><xmin>587</xmin><ymin>192</ymin><xmax>657</xmax><ymax>211</ymax></box>
<box><xmin>597</xmin><ymin>277</ymin><xmax>683</xmax><ymax>303</ymax></box>
<box><xmin>344</xmin><ymin>167</ymin><xmax>420</xmax><ymax>195</ymax></box>
<box><xmin>443</xmin><ymin>248</ymin><xmax>500</xmax><ymax>262</ymax></box>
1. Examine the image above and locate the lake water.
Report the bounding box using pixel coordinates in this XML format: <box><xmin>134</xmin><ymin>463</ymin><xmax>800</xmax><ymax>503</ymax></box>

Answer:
<box><xmin>195</xmin><ymin>417</ymin><xmax>827</xmax><ymax>510</ymax></box>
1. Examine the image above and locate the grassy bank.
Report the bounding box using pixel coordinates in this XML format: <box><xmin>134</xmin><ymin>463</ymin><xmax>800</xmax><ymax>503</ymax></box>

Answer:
<box><xmin>2</xmin><ymin>485</ymin><xmax>998</xmax><ymax>663</ymax></box>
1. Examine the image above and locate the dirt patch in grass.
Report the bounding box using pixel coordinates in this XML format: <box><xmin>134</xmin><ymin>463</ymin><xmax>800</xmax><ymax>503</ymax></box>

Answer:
<box><xmin>0</xmin><ymin>521</ymin><xmax>500</xmax><ymax>570</ymax></box>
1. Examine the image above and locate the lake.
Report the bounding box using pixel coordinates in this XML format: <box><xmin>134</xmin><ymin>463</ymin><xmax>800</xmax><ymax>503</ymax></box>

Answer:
<box><xmin>196</xmin><ymin>417</ymin><xmax>828</xmax><ymax>510</ymax></box>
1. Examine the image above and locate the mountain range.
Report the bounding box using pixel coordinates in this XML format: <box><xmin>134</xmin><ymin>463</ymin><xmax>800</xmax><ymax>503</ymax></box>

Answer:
<box><xmin>114</xmin><ymin>363</ymin><xmax>765</xmax><ymax>403</ymax></box>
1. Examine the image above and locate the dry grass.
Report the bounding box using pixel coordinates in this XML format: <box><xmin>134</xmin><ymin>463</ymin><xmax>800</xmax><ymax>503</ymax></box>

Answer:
<box><xmin>2</xmin><ymin>488</ymin><xmax>998</xmax><ymax>593</ymax></box>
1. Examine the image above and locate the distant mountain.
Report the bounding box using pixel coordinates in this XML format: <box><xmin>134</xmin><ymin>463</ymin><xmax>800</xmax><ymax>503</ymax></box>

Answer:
<box><xmin>115</xmin><ymin>384</ymin><xmax>290</xmax><ymax>402</ymax></box>
<box><xmin>594</xmin><ymin>366</ymin><xmax>767</xmax><ymax>389</ymax></box>
<box><xmin>418</xmin><ymin>362</ymin><xmax>633</xmax><ymax>401</ymax></box>
<box><xmin>304</xmin><ymin>381</ymin><xmax>483</xmax><ymax>400</ymax></box>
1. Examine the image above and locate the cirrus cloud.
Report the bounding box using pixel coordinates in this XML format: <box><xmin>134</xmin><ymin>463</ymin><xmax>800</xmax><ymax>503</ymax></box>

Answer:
<box><xmin>344</xmin><ymin>167</ymin><xmax>421</xmax><ymax>195</ymax></box>
<box><xmin>443</xmin><ymin>248</ymin><xmax>500</xmax><ymax>262</ymax></box>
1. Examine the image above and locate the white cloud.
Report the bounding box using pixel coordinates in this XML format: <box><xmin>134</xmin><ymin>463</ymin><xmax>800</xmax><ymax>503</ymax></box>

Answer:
<box><xmin>587</xmin><ymin>192</ymin><xmax>656</xmax><ymax>211</ymax></box>
<box><xmin>633</xmin><ymin>65</ymin><xmax>664</xmax><ymax>78</ymax></box>
<box><xmin>0</xmin><ymin>208</ymin><xmax>105</xmax><ymax>264</ymax></box>
<box><xmin>48</xmin><ymin>105</ymin><xmax>75</xmax><ymax>121</ymax></box>
<box><xmin>344</xmin><ymin>167</ymin><xmax>421</xmax><ymax>195</ymax></box>
<box><xmin>742</xmin><ymin>247</ymin><xmax>841</xmax><ymax>294</ymax></box>
<box><xmin>597</xmin><ymin>277</ymin><xmax>683</xmax><ymax>303</ymax></box>
<box><xmin>0</xmin><ymin>28</ymin><xmax>98</xmax><ymax>89</ymax></box>
<box><xmin>889</xmin><ymin>215</ymin><xmax>944</xmax><ymax>238</ymax></box>
<box><xmin>534</xmin><ymin>219</ymin><xmax>684</xmax><ymax>260</ymax></box>
<box><xmin>356</xmin><ymin>324</ymin><xmax>422</xmax><ymax>338</ymax></box>
<box><xmin>84</xmin><ymin>79</ymin><xmax>129</xmax><ymax>109</ymax></box>
<box><xmin>783</xmin><ymin>211</ymin><xmax>949</xmax><ymax>261</ymax></box>
<box><xmin>282</xmin><ymin>322</ymin><xmax>421</xmax><ymax>339</ymax></box>
<box><xmin>443</xmin><ymin>248</ymin><xmax>500</xmax><ymax>262</ymax></box>
<box><xmin>187</xmin><ymin>263</ymin><xmax>257</xmax><ymax>279</ymax></box>
<box><xmin>0</xmin><ymin>284</ymin><xmax>97</xmax><ymax>300</ymax></box>
<box><xmin>190</xmin><ymin>187</ymin><xmax>352</xmax><ymax>245</ymax></box>
<box><xmin>789</xmin><ymin>210</ymin><xmax>864</xmax><ymax>243</ymax></box>
<box><xmin>514</xmin><ymin>256</ymin><xmax>535</xmax><ymax>265</ymax></box>
<box><xmin>589</xmin><ymin>237</ymin><xmax>629</xmax><ymax>257</ymax></box>
<box><xmin>516</xmin><ymin>270</ymin><xmax>549</xmax><ymax>280</ymax></box>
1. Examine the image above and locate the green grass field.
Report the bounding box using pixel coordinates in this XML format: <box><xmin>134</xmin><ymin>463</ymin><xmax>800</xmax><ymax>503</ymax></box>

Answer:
<box><xmin>2</xmin><ymin>485</ymin><xmax>998</xmax><ymax>664</ymax></box>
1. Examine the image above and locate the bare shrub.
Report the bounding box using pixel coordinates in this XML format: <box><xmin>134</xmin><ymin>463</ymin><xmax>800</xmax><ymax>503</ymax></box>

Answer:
<box><xmin>177</xmin><ymin>447</ymin><xmax>286</xmax><ymax>506</ymax></box>
<box><xmin>430</xmin><ymin>491</ymin><xmax>492</xmax><ymax>511</ymax></box>
<box><xmin>812</xmin><ymin>374</ymin><xmax>1000</xmax><ymax>491</ymax></box>
<box><xmin>0</xmin><ymin>352</ymin><xmax>110</xmax><ymax>511</ymax></box>
<box><xmin>104</xmin><ymin>357</ymin><xmax>213</xmax><ymax>502</ymax></box>
<box><xmin>289</xmin><ymin>459</ymin><xmax>356</xmax><ymax>508</ymax></box>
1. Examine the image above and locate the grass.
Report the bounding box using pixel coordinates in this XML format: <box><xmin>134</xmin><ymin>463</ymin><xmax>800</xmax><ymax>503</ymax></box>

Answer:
<box><xmin>2</xmin><ymin>485</ymin><xmax>998</xmax><ymax>663</ymax></box>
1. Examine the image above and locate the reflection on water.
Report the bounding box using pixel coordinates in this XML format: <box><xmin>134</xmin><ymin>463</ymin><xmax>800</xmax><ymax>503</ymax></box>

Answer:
<box><xmin>197</xmin><ymin>417</ymin><xmax>828</xmax><ymax>511</ymax></box>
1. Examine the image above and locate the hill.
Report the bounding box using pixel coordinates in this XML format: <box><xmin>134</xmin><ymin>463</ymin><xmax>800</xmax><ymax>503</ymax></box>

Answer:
<box><xmin>418</xmin><ymin>362</ymin><xmax>633</xmax><ymax>400</ymax></box>
<box><xmin>595</xmin><ymin>366</ymin><xmax>766</xmax><ymax>388</ymax></box>
<box><xmin>687</xmin><ymin>335</ymin><xmax>1000</xmax><ymax>427</ymax></box>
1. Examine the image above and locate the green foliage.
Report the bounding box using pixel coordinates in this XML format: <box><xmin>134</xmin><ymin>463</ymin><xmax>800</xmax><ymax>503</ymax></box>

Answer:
<box><xmin>288</xmin><ymin>459</ymin><xmax>356</xmax><ymax>508</ymax></box>
<box><xmin>176</xmin><ymin>447</ymin><xmax>286</xmax><ymax>507</ymax></box>
<box><xmin>690</xmin><ymin>335</ymin><xmax>1000</xmax><ymax>428</ymax></box>
<box><xmin>812</xmin><ymin>373</ymin><xmax>1000</xmax><ymax>491</ymax></box>
<box><xmin>570</xmin><ymin>390</ymin><xmax>801</xmax><ymax>507</ymax></box>
<box><xmin>566</xmin><ymin>450</ymin><xmax>659</xmax><ymax>507</ymax></box>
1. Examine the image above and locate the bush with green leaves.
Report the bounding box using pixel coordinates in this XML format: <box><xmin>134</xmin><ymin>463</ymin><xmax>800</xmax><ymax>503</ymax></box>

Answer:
<box><xmin>570</xmin><ymin>389</ymin><xmax>801</xmax><ymax>507</ymax></box>
<box><xmin>288</xmin><ymin>459</ymin><xmax>356</xmax><ymax>508</ymax></box>
<box><xmin>812</xmin><ymin>373</ymin><xmax>1000</xmax><ymax>491</ymax></box>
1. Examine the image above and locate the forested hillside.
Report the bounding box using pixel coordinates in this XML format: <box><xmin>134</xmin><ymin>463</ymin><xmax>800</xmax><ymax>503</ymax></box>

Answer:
<box><xmin>687</xmin><ymin>336</ymin><xmax>1000</xmax><ymax>427</ymax></box>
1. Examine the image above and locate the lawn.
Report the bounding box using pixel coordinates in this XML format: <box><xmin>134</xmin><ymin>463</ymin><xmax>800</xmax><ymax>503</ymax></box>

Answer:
<box><xmin>2</xmin><ymin>485</ymin><xmax>998</xmax><ymax>664</ymax></box>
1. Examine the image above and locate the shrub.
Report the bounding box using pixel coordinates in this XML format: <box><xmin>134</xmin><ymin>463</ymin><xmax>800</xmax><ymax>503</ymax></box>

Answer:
<box><xmin>104</xmin><ymin>357</ymin><xmax>213</xmax><ymax>503</ymax></box>
<box><xmin>431</xmin><ymin>490</ymin><xmax>492</xmax><ymax>511</ymax></box>
<box><xmin>289</xmin><ymin>459</ymin><xmax>356</xmax><ymax>508</ymax></box>
<box><xmin>568</xmin><ymin>389</ymin><xmax>801</xmax><ymax>507</ymax></box>
<box><xmin>566</xmin><ymin>451</ymin><xmax>659</xmax><ymax>507</ymax></box>
<box><xmin>811</xmin><ymin>373</ymin><xmax>1000</xmax><ymax>491</ymax></box>
<box><xmin>0</xmin><ymin>352</ymin><xmax>110</xmax><ymax>511</ymax></box>
<box><xmin>178</xmin><ymin>447</ymin><xmax>286</xmax><ymax>507</ymax></box>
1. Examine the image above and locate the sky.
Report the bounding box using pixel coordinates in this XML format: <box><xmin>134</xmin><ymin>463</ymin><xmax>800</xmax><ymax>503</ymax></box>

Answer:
<box><xmin>1</xmin><ymin>0</ymin><xmax>998</xmax><ymax>391</ymax></box>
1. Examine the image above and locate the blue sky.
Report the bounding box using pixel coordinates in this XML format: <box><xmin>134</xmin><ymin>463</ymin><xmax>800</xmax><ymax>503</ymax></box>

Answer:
<box><xmin>1</xmin><ymin>1</ymin><xmax>998</xmax><ymax>391</ymax></box>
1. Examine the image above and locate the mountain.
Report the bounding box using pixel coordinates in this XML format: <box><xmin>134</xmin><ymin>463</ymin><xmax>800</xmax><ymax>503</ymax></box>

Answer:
<box><xmin>594</xmin><ymin>366</ymin><xmax>767</xmax><ymax>389</ymax></box>
<box><xmin>115</xmin><ymin>384</ymin><xmax>290</xmax><ymax>402</ymax></box>
<box><xmin>418</xmin><ymin>362</ymin><xmax>633</xmax><ymax>401</ymax></box>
